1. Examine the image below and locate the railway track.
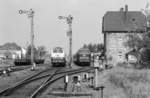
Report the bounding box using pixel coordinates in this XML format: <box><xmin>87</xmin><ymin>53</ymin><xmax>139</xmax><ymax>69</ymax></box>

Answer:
<box><xmin>0</xmin><ymin>63</ymin><xmax>51</xmax><ymax>76</ymax></box>
<box><xmin>0</xmin><ymin>67</ymin><xmax>61</xmax><ymax>98</ymax></box>
<box><xmin>0</xmin><ymin>66</ymin><xmax>94</xmax><ymax>98</ymax></box>
<box><xmin>30</xmin><ymin>67</ymin><xmax>94</xmax><ymax>98</ymax></box>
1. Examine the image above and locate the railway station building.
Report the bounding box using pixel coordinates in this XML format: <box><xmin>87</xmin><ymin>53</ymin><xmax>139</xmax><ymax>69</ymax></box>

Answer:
<box><xmin>102</xmin><ymin>5</ymin><xmax>147</xmax><ymax>66</ymax></box>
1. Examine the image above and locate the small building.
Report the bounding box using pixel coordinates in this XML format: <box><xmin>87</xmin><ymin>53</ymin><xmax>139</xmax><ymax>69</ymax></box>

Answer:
<box><xmin>0</xmin><ymin>43</ymin><xmax>27</xmax><ymax>59</ymax></box>
<box><xmin>102</xmin><ymin>5</ymin><xmax>147</xmax><ymax>66</ymax></box>
<box><xmin>126</xmin><ymin>49</ymin><xmax>140</xmax><ymax>64</ymax></box>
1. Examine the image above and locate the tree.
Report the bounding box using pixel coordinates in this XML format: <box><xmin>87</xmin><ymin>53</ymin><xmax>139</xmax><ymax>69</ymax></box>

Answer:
<box><xmin>26</xmin><ymin>45</ymin><xmax>38</xmax><ymax>59</ymax></box>
<box><xmin>124</xmin><ymin>32</ymin><xmax>150</xmax><ymax>68</ymax></box>
<box><xmin>124</xmin><ymin>34</ymin><xmax>144</xmax><ymax>51</ymax></box>
<box><xmin>37</xmin><ymin>46</ymin><xmax>47</xmax><ymax>59</ymax></box>
<box><xmin>140</xmin><ymin>48</ymin><xmax>150</xmax><ymax>67</ymax></box>
<box><xmin>88</xmin><ymin>43</ymin><xmax>94</xmax><ymax>52</ymax></box>
<box><xmin>97</xmin><ymin>44</ymin><xmax>104</xmax><ymax>51</ymax></box>
<box><xmin>83</xmin><ymin>44</ymin><xmax>87</xmax><ymax>48</ymax></box>
<box><xmin>82</xmin><ymin>43</ymin><xmax>104</xmax><ymax>52</ymax></box>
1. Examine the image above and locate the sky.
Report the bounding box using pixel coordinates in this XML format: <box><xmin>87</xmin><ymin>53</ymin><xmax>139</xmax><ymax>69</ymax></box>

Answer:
<box><xmin>0</xmin><ymin>0</ymin><xmax>149</xmax><ymax>53</ymax></box>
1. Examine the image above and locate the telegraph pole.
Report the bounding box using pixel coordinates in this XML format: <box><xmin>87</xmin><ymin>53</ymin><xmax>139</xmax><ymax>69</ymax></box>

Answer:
<box><xmin>19</xmin><ymin>9</ymin><xmax>35</xmax><ymax>68</ymax></box>
<box><xmin>58</xmin><ymin>15</ymin><xmax>73</xmax><ymax>68</ymax></box>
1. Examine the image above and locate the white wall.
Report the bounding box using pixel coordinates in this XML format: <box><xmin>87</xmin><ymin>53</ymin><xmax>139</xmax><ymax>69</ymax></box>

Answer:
<box><xmin>105</xmin><ymin>33</ymin><xmax>131</xmax><ymax>66</ymax></box>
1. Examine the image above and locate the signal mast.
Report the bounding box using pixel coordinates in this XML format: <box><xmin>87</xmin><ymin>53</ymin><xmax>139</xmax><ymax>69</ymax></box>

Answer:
<box><xmin>19</xmin><ymin>9</ymin><xmax>35</xmax><ymax>68</ymax></box>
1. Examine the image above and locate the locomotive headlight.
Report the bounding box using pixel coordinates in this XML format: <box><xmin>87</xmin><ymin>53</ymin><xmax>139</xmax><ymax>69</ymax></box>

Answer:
<box><xmin>83</xmin><ymin>54</ymin><xmax>86</xmax><ymax>56</ymax></box>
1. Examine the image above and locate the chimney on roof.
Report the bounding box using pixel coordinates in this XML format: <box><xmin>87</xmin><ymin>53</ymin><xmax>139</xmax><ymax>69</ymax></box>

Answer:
<box><xmin>125</xmin><ymin>5</ymin><xmax>128</xmax><ymax>12</ymax></box>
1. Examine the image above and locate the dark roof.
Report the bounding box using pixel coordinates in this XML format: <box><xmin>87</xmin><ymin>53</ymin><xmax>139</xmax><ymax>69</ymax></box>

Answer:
<box><xmin>103</xmin><ymin>11</ymin><xmax>147</xmax><ymax>32</ymax></box>
<box><xmin>0</xmin><ymin>43</ymin><xmax>21</xmax><ymax>50</ymax></box>
<box><xmin>126</xmin><ymin>49</ymin><xmax>140</xmax><ymax>56</ymax></box>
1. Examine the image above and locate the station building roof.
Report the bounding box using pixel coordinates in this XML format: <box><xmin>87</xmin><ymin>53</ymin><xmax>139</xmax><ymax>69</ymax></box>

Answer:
<box><xmin>103</xmin><ymin>10</ymin><xmax>147</xmax><ymax>33</ymax></box>
<box><xmin>0</xmin><ymin>43</ymin><xmax>21</xmax><ymax>50</ymax></box>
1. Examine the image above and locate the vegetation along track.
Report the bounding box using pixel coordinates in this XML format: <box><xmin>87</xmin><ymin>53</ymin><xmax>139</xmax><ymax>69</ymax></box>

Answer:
<box><xmin>0</xmin><ymin>65</ymin><xmax>32</xmax><ymax>76</ymax></box>
<box><xmin>0</xmin><ymin>66</ymin><xmax>94</xmax><ymax>98</ymax></box>
<box><xmin>0</xmin><ymin>63</ymin><xmax>50</xmax><ymax>76</ymax></box>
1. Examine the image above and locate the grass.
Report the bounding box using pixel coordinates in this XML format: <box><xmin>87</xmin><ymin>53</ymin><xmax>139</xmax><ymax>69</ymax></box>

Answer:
<box><xmin>105</xmin><ymin>67</ymin><xmax>150</xmax><ymax>98</ymax></box>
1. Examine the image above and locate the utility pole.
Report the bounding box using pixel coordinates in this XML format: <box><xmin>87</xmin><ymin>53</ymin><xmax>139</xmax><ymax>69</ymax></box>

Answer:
<box><xmin>141</xmin><ymin>2</ymin><xmax>150</xmax><ymax>31</ymax></box>
<box><xmin>58</xmin><ymin>15</ymin><xmax>73</xmax><ymax>68</ymax></box>
<box><xmin>19</xmin><ymin>9</ymin><xmax>35</xmax><ymax>68</ymax></box>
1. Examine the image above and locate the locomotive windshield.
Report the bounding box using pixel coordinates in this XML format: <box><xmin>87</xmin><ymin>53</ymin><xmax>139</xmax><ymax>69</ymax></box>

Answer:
<box><xmin>53</xmin><ymin>47</ymin><xmax>63</xmax><ymax>53</ymax></box>
<box><xmin>78</xmin><ymin>48</ymin><xmax>90</xmax><ymax>54</ymax></box>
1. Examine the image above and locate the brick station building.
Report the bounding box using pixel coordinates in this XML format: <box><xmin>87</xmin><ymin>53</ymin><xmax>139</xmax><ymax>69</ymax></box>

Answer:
<box><xmin>102</xmin><ymin>5</ymin><xmax>147</xmax><ymax>66</ymax></box>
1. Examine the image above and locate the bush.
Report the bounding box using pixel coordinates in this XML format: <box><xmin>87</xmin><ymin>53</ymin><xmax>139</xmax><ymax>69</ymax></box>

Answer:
<box><xmin>117</xmin><ymin>62</ymin><xmax>130</xmax><ymax>68</ymax></box>
<box><xmin>108</xmin><ymin>70</ymin><xmax>150</xmax><ymax>98</ymax></box>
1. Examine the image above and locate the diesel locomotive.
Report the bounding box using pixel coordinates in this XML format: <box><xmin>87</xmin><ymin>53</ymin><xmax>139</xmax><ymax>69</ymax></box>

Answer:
<box><xmin>50</xmin><ymin>47</ymin><xmax>66</xmax><ymax>67</ymax></box>
<box><xmin>74</xmin><ymin>48</ymin><xmax>91</xmax><ymax>66</ymax></box>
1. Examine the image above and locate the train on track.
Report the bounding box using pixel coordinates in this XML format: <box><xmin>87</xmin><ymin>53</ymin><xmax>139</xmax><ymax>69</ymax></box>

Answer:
<box><xmin>14</xmin><ymin>59</ymin><xmax>45</xmax><ymax>66</ymax></box>
<box><xmin>73</xmin><ymin>48</ymin><xmax>91</xmax><ymax>66</ymax></box>
<box><xmin>50</xmin><ymin>47</ymin><xmax>66</xmax><ymax>67</ymax></box>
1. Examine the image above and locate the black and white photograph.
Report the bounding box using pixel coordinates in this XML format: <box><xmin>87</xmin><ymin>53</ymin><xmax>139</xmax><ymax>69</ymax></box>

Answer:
<box><xmin>0</xmin><ymin>0</ymin><xmax>150</xmax><ymax>98</ymax></box>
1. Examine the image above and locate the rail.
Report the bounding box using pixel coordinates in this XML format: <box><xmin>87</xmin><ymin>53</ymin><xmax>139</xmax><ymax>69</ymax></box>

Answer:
<box><xmin>0</xmin><ymin>66</ymin><xmax>94</xmax><ymax>97</ymax></box>
<box><xmin>0</xmin><ymin>67</ymin><xmax>56</xmax><ymax>96</ymax></box>
<box><xmin>29</xmin><ymin>67</ymin><xmax>94</xmax><ymax>98</ymax></box>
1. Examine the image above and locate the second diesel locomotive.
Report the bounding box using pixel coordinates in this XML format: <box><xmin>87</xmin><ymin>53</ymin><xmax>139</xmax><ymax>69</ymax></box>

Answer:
<box><xmin>74</xmin><ymin>48</ymin><xmax>91</xmax><ymax>66</ymax></box>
